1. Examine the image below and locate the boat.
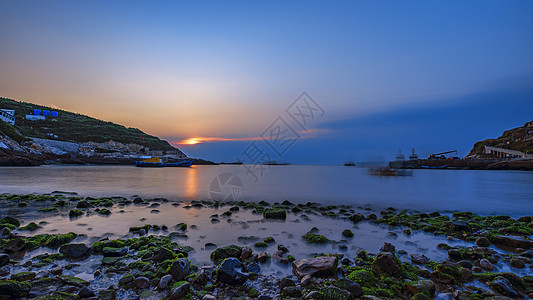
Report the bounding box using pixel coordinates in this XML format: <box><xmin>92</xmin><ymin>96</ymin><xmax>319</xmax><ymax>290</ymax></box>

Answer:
<box><xmin>369</xmin><ymin>167</ymin><xmax>413</xmax><ymax>176</ymax></box>
<box><xmin>135</xmin><ymin>156</ymin><xmax>193</xmax><ymax>167</ymax></box>
<box><xmin>420</xmin><ymin>165</ymin><xmax>448</xmax><ymax>169</ymax></box>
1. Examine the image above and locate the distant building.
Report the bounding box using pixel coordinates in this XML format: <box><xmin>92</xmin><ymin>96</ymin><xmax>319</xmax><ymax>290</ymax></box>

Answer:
<box><xmin>0</xmin><ymin>109</ymin><xmax>15</xmax><ymax>125</ymax></box>
<box><xmin>484</xmin><ymin>146</ymin><xmax>531</xmax><ymax>158</ymax></box>
<box><xmin>26</xmin><ymin>115</ymin><xmax>46</xmax><ymax>121</ymax></box>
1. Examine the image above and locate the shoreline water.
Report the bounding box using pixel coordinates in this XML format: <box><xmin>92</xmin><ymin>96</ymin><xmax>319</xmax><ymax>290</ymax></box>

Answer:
<box><xmin>1</xmin><ymin>192</ymin><xmax>532</xmax><ymax>299</ymax></box>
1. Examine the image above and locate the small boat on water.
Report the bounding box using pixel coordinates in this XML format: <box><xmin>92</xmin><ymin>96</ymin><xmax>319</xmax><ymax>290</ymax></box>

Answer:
<box><xmin>135</xmin><ymin>156</ymin><xmax>193</xmax><ymax>168</ymax></box>
<box><xmin>369</xmin><ymin>167</ymin><xmax>413</xmax><ymax>176</ymax></box>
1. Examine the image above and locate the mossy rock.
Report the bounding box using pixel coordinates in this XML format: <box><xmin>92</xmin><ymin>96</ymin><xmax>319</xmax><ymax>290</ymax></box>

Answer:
<box><xmin>210</xmin><ymin>245</ymin><xmax>241</xmax><ymax>264</ymax></box>
<box><xmin>342</xmin><ymin>229</ymin><xmax>354</xmax><ymax>238</ymax></box>
<box><xmin>0</xmin><ymin>280</ymin><xmax>31</xmax><ymax>297</ymax></box>
<box><xmin>19</xmin><ymin>222</ymin><xmax>41</xmax><ymax>231</ymax></box>
<box><xmin>38</xmin><ymin>207</ymin><xmax>58</xmax><ymax>213</ymax></box>
<box><xmin>254</xmin><ymin>242</ymin><xmax>267</xmax><ymax>248</ymax></box>
<box><xmin>302</xmin><ymin>233</ymin><xmax>329</xmax><ymax>244</ymax></box>
<box><xmin>69</xmin><ymin>209</ymin><xmax>84</xmax><ymax>217</ymax></box>
<box><xmin>10</xmin><ymin>271</ymin><xmax>36</xmax><ymax>281</ymax></box>
<box><xmin>263</xmin><ymin>209</ymin><xmax>287</xmax><ymax>220</ymax></box>
<box><xmin>76</xmin><ymin>200</ymin><xmax>90</xmax><ymax>208</ymax></box>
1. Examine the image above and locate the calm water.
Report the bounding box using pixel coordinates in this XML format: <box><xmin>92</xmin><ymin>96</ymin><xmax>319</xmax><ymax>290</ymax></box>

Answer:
<box><xmin>0</xmin><ymin>165</ymin><xmax>532</xmax><ymax>216</ymax></box>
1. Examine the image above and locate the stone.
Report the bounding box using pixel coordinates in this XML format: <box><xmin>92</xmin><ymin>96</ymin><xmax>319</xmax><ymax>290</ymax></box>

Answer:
<box><xmin>278</xmin><ymin>244</ymin><xmax>289</xmax><ymax>253</ymax></box>
<box><xmin>448</xmin><ymin>221</ymin><xmax>468</xmax><ymax>231</ymax></box>
<box><xmin>458</xmin><ymin>260</ymin><xmax>473</xmax><ymax>269</ymax></box>
<box><xmin>103</xmin><ymin>246</ymin><xmax>129</xmax><ymax>257</ymax></box>
<box><xmin>98</xmin><ymin>289</ymin><xmax>117</xmax><ymax>300</ymax></box>
<box><xmin>410</xmin><ymin>254</ymin><xmax>429</xmax><ymax>265</ymax></box>
<box><xmin>279</xmin><ymin>276</ymin><xmax>296</xmax><ymax>290</ymax></box>
<box><xmin>273</xmin><ymin>250</ymin><xmax>289</xmax><ymax>264</ymax></box>
<box><xmin>151</xmin><ymin>247</ymin><xmax>175</xmax><ymax>263</ymax></box>
<box><xmin>341</xmin><ymin>258</ymin><xmax>351</xmax><ymax>265</ymax></box>
<box><xmin>257</xmin><ymin>252</ymin><xmax>269</xmax><ymax>263</ymax></box>
<box><xmin>461</xmin><ymin>268</ymin><xmax>473</xmax><ymax>282</ymax></box>
<box><xmin>322</xmin><ymin>286</ymin><xmax>351</xmax><ymax>300</ymax></box>
<box><xmin>349</xmin><ymin>214</ymin><xmax>365</xmax><ymax>224</ymax></box>
<box><xmin>334</xmin><ymin>278</ymin><xmax>363</xmax><ymax>297</ymax></box>
<box><xmin>510</xmin><ymin>258</ymin><xmax>525</xmax><ymax>269</ymax></box>
<box><xmin>210</xmin><ymin>245</ymin><xmax>242</xmax><ymax>264</ymax></box>
<box><xmin>292</xmin><ymin>256</ymin><xmax>338</xmax><ymax>278</ymax></box>
<box><xmin>491</xmin><ymin>276</ymin><xmax>522</xmax><ymax>298</ymax></box>
<box><xmin>300</xmin><ymin>274</ymin><xmax>312</xmax><ymax>286</ymax></box>
<box><xmin>240</xmin><ymin>246</ymin><xmax>252</xmax><ymax>261</ymax></box>
<box><xmin>217</xmin><ymin>257</ymin><xmax>249</xmax><ymax>285</ymax></box>
<box><xmin>0</xmin><ymin>266</ymin><xmax>11</xmax><ymax>276</ymax></box>
<box><xmin>430</xmin><ymin>271</ymin><xmax>453</xmax><ymax>284</ymax></box>
<box><xmin>480</xmin><ymin>258</ymin><xmax>494</xmax><ymax>271</ymax></box>
<box><xmin>475</xmin><ymin>237</ymin><xmax>490</xmax><ymax>247</ymax></box>
<box><xmin>3</xmin><ymin>237</ymin><xmax>25</xmax><ymax>252</ymax></box>
<box><xmin>405</xmin><ymin>279</ymin><xmax>436</xmax><ymax>297</ymax></box>
<box><xmin>158</xmin><ymin>274</ymin><xmax>173</xmax><ymax>290</ymax></box>
<box><xmin>203</xmin><ymin>295</ymin><xmax>216</xmax><ymax>300</ymax></box>
<box><xmin>10</xmin><ymin>271</ymin><xmax>36</xmax><ymax>281</ymax></box>
<box><xmin>305</xmin><ymin>291</ymin><xmax>322</xmax><ymax>299</ymax></box>
<box><xmin>0</xmin><ymin>254</ymin><xmax>10</xmax><ymax>267</ymax></box>
<box><xmin>135</xmin><ymin>277</ymin><xmax>150</xmax><ymax>289</ymax></box>
<box><xmin>380</xmin><ymin>242</ymin><xmax>395</xmax><ymax>252</ymax></box>
<box><xmin>78</xmin><ymin>286</ymin><xmax>96</xmax><ymax>298</ymax></box>
<box><xmin>169</xmin><ymin>258</ymin><xmax>190</xmax><ymax>281</ymax></box>
<box><xmin>50</xmin><ymin>267</ymin><xmax>63</xmax><ymax>275</ymax></box>
<box><xmin>245</xmin><ymin>262</ymin><xmax>260</xmax><ymax>273</ymax></box>
<box><xmin>169</xmin><ymin>282</ymin><xmax>190</xmax><ymax>300</ymax></box>
<box><xmin>283</xmin><ymin>286</ymin><xmax>302</xmax><ymax>297</ymax></box>
<box><xmin>492</xmin><ymin>235</ymin><xmax>533</xmax><ymax>249</ymax></box>
<box><xmin>0</xmin><ymin>280</ymin><xmax>31</xmax><ymax>298</ymax></box>
<box><xmin>371</xmin><ymin>252</ymin><xmax>404</xmax><ymax>278</ymax></box>
<box><xmin>119</xmin><ymin>274</ymin><xmax>134</xmax><ymax>286</ymax></box>
<box><xmin>59</xmin><ymin>243</ymin><xmax>90</xmax><ymax>258</ymax></box>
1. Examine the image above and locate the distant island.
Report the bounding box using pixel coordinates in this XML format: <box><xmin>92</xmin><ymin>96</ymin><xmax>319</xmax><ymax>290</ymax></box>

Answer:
<box><xmin>0</xmin><ymin>97</ymin><xmax>213</xmax><ymax>166</ymax></box>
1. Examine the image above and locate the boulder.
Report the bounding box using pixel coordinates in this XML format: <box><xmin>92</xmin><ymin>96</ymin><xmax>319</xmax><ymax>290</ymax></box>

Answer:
<box><xmin>0</xmin><ymin>280</ymin><xmax>31</xmax><ymax>298</ymax></box>
<box><xmin>210</xmin><ymin>245</ymin><xmax>241</xmax><ymax>264</ymax></box>
<box><xmin>3</xmin><ymin>237</ymin><xmax>25</xmax><ymax>253</ymax></box>
<box><xmin>98</xmin><ymin>289</ymin><xmax>117</xmax><ymax>300</ymax></box>
<box><xmin>158</xmin><ymin>274</ymin><xmax>173</xmax><ymax>290</ymax></box>
<box><xmin>480</xmin><ymin>258</ymin><xmax>494</xmax><ymax>271</ymax></box>
<box><xmin>169</xmin><ymin>258</ymin><xmax>190</xmax><ymax>281</ymax></box>
<box><xmin>0</xmin><ymin>254</ymin><xmax>10</xmax><ymax>267</ymax></box>
<box><xmin>118</xmin><ymin>274</ymin><xmax>134</xmax><ymax>286</ymax></box>
<box><xmin>475</xmin><ymin>237</ymin><xmax>490</xmax><ymax>247</ymax></box>
<box><xmin>492</xmin><ymin>235</ymin><xmax>533</xmax><ymax>249</ymax></box>
<box><xmin>169</xmin><ymin>282</ymin><xmax>190</xmax><ymax>300</ymax></box>
<box><xmin>10</xmin><ymin>271</ymin><xmax>36</xmax><ymax>281</ymax></box>
<box><xmin>292</xmin><ymin>256</ymin><xmax>338</xmax><ymax>278</ymax></box>
<box><xmin>510</xmin><ymin>258</ymin><xmax>525</xmax><ymax>269</ymax></box>
<box><xmin>135</xmin><ymin>276</ymin><xmax>150</xmax><ymax>289</ymax></box>
<box><xmin>103</xmin><ymin>246</ymin><xmax>129</xmax><ymax>257</ymax></box>
<box><xmin>78</xmin><ymin>286</ymin><xmax>96</xmax><ymax>298</ymax></box>
<box><xmin>59</xmin><ymin>243</ymin><xmax>90</xmax><ymax>258</ymax></box>
<box><xmin>380</xmin><ymin>242</ymin><xmax>395</xmax><ymax>252</ymax></box>
<box><xmin>410</xmin><ymin>254</ymin><xmax>429</xmax><ymax>265</ymax></box>
<box><xmin>282</xmin><ymin>286</ymin><xmax>302</xmax><ymax>297</ymax></box>
<box><xmin>371</xmin><ymin>252</ymin><xmax>404</xmax><ymax>278</ymax></box>
<box><xmin>217</xmin><ymin>257</ymin><xmax>249</xmax><ymax>285</ymax></box>
<box><xmin>491</xmin><ymin>276</ymin><xmax>522</xmax><ymax>298</ymax></box>
<box><xmin>151</xmin><ymin>247</ymin><xmax>175</xmax><ymax>263</ymax></box>
<box><xmin>334</xmin><ymin>278</ymin><xmax>362</xmax><ymax>297</ymax></box>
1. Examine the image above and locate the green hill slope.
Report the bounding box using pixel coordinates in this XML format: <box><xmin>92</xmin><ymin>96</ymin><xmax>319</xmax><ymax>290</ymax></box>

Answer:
<box><xmin>468</xmin><ymin>120</ymin><xmax>533</xmax><ymax>157</ymax></box>
<box><xmin>0</xmin><ymin>97</ymin><xmax>175</xmax><ymax>150</ymax></box>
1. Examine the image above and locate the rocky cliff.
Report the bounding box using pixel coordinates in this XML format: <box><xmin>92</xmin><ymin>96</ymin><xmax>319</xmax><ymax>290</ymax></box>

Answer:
<box><xmin>467</xmin><ymin>120</ymin><xmax>533</xmax><ymax>157</ymax></box>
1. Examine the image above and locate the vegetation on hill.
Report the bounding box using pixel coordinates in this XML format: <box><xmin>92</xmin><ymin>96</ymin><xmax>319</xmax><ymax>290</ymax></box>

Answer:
<box><xmin>468</xmin><ymin>120</ymin><xmax>533</xmax><ymax>157</ymax></box>
<box><xmin>0</xmin><ymin>121</ymin><xmax>29</xmax><ymax>144</ymax></box>
<box><xmin>0</xmin><ymin>97</ymin><xmax>175</xmax><ymax>150</ymax></box>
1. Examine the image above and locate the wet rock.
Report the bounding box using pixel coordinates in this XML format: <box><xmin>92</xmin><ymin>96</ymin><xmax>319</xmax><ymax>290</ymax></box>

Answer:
<box><xmin>99</xmin><ymin>289</ymin><xmax>117</xmax><ymax>300</ymax></box>
<box><xmin>510</xmin><ymin>258</ymin><xmax>525</xmax><ymax>269</ymax></box>
<box><xmin>447</xmin><ymin>249</ymin><xmax>462</xmax><ymax>261</ymax></box>
<box><xmin>0</xmin><ymin>266</ymin><xmax>11</xmax><ymax>276</ymax></box>
<box><xmin>203</xmin><ymin>295</ymin><xmax>216</xmax><ymax>300</ymax></box>
<box><xmin>405</xmin><ymin>279</ymin><xmax>436</xmax><ymax>297</ymax></box>
<box><xmin>458</xmin><ymin>260</ymin><xmax>473</xmax><ymax>269</ymax></box>
<box><xmin>491</xmin><ymin>276</ymin><xmax>522</xmax><ymax>298</ymax></box>
<box><xmin>349</xmin><ymin>213</ymin><xmax>365</xmax><ymax>224</ymax></box>
<box><xmin>135</xmin><ymin>277</ymin><xmax>150</xmax><ymax>289</ymax></box>
<box><xmin>461</xmin><ymin>268</ymin><xmax>473</xmax><ymax>282</ymax></box>
<box><xmin>0</xmin><ymin>254</ymin><xmax>10</xmax><ymax>267</ymax></box>
<box><xmin>205</xmin><ymin>242</ymin><xmax>217</xmax><ymax>249</ymax></box>
<box><xmin>119</xmin><ymin>274</ymin><xmax>134</xmax><ymax>286</ymax></box>
<box><xmin>257</xmin><ymin>252</ymin><xmax>269</xmax><ymax>263</ymax></box>
<box><xmin>273</xmin><ymin>250</ymin><xmax>289</xmax><ymax>264</ymax></box>
<box><xmin>94</xmin><ymin>270</ymin><xmax>101</xmax><ymax>277</ymax></box>
<box><xmin>3</xmin><ymin>237</ymin><xmax>25</xmax><ymax>252</ymax></box>
<box><xmin>278</xmin><ymin>244</ymin><xmax>289</xmax><ymax>253</ymax></box>
<box><xmin>210</xmin><ymin>245</ymin><xmax>242</xmax><ymax>264</ymax></box>
<box><xmin>151</xmin><ymin>247</ymin><xmax>174</xmax><ymax>263</ymax></box>
<box><xmin>380</xmin><ymin>242</ymin><xmax>395</xmax><ymax>252</ymax></box>
<box><xmin>334</xmin><ymin>278</ymin><xmax>362</xmax><ymax>297</ymax></box>
<box><xmin>50</xmin><ymin>267</ymin><xmax>62</xmax><ymax>276</ymax></box>
<box><xmin>245</xmin><ymin>262</ymin><xmax>260</xmax><ymax>273</ymax></box>
<box><xmin>480</xmin><ymin>258</ymin><xmax>494</xmax><ymax>271</ymax></box>
<box><xmin>103</xmin><ymin>246</ymin><xmax>128</xmax><ymax>257</ymax></box>
<box><xmin>217</xmin><ymin>257</ymin><xmax>249</xmax><ymax>285</ymax></box>
<box><xmin>139</xmin><ymin>229</ymin><xmax>146</xmax><ymax>236</ymax></box>
<box><xmin>492</xmin><ymin>235</ymin><xmax>533</xmax><ymax>249</ymax></box>
<box><xmin>520</xmin><ymin>249</ymin><xmax>533</xmax><ymax>258</ymax></box>
<box><xmin>60</xmin><ymin>275</ymin><xmax>90</xmax><ymax>287</ymax></box>
<box><xmin>169</xmin><ymin>258</ymin><xmax>190</xmax><ymax>281</ymax></box>
<box><xmin>342</xmin><ymin>229</ymin><xmax>354</xmax><ymax>238</ymax></box>
<box><xmin>279</xmin><ymin>276</ymin><xmax>296</xmax><ymax>290</ymax></box>
<box><xmin>475</xmin><ymin>237</ymin><xmax>490</xmax><ymax>247</ymax></box>
<box><xmin>430</xmin><ymin>270</ymin><xmax>453</xmax><ymax>284</ymax></box>
<box><xmin>169</xmin><ymin>282</ymin><xmax>190</xmax><ymax>300</ymax></box>
<box><xmin>305</xmin><ymin>291</ymin><xmax>322</xmax><ymax>299</ymax></box>
<box><xmin>410</xmin><ymin>254</ymin><xmax>429</xmax><ymax>265</ymax></box>
<box><xmin>322</xmin><ymin>286</ymin><xmax>351</xmax><ymax>300</ymax></box>
<box><xmin>158</xmin><ymin>274</ymin><xmax>173</xmax><ymax>289</ymax></box>
<box><xmin>240</xmin><ymin>246</ymin><xmax>252</xmax><ymax>261</ymax></box>
<box><xmin>0</xmin><ymin>280</ymin><xmax>31</xmax><ymax>298</ymax></box>
<box><xmin>10</xmin><ymin>271</ymin><xmax>36</xmax><ymax>281</ymax></box>
<box><xmin>341</xmin><ymin>257</ymin><xmax>351</xmax><ymax>265</ymax></box>
<box><xmin>292</xmin><ymin>256</ymin><xmax>338</xmax><ymax>278</ymax></box>
<box><xmin>59</xmin><ymin>243</ymin><xmax>90</xmax><ymax>258</ymax></box>
<box><xmin>78</xmin><ymin>286</ymin><xmax>96</xmax><ymax>298</ymax></box>
<box><xmin>283</xmin><ymin>286</ymin><xmax>302</xmax><ymax>297</ymax></box>
<box><xmin>372</xmin><ymin>252</ymin><xmax>403</xmax><ymax>278</ymax></box>
<box><xmin>300</xmin><ymin>274</ymin><xmax>311</xmax><ymax>286</ymax></box>
<box><xmin>448</xmin><ymin>221</ymin><xmax>468</xmax><ymax>231</ymax></box>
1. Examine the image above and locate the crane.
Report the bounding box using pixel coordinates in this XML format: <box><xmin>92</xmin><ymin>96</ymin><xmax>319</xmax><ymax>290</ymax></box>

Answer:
<box><xmin>429</xmin><ymin>150</ymin><xmax>458</xmax><ymax>159</ymax></box>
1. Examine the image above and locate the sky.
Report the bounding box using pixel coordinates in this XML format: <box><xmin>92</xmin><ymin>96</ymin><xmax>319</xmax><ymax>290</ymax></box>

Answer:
<box><xmin>1</xmin><ymin>1</ymin><xmax>532</xmax><ymax>164</ymax></box>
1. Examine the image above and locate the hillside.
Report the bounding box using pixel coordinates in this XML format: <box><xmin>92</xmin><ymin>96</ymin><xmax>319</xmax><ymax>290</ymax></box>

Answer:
<box><xmin>468</xmin><ymin>120</ymin><xmax>533</xmax><ymax>157</ymax></box>
<box><xmin>0</xmin><ymin>97</ymin><xmax>174</xmax><ymax>151</ymax></box>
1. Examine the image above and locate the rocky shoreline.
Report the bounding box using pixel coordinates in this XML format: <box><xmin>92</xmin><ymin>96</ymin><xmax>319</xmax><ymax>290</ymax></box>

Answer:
<box><xmin>0</xmin><ymin>193</ymin><xmax>532</xmax><ymax>299</ymax></box>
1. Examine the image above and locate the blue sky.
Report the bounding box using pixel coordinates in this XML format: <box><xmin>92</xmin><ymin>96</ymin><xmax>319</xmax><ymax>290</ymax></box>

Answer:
<box><xmin>1</xmin><ymin>1</ymin><xmax>532</xmax><ymax>163</ymax></box>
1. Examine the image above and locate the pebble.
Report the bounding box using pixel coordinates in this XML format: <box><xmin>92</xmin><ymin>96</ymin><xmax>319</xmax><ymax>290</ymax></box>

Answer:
<box><xmin>510</xmin><ymin>258</ymin><xmax>525</xmax><ymax>269</ymax></box>
<box><xmin>158</xmin><ymin>274</ymin><xmax>173</xmax><ymax>289</ymax></box>
<box><xmin>135</xmin><ymin>276</ymin><xmax>150</xmax><ymax>289</ymax></box>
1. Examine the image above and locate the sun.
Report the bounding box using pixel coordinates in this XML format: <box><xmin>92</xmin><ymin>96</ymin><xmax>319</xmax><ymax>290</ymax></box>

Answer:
<box><xmin>181</xmin><ymin>138</ymin><xmax>202</xmax><ymax>145</ymax></box>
